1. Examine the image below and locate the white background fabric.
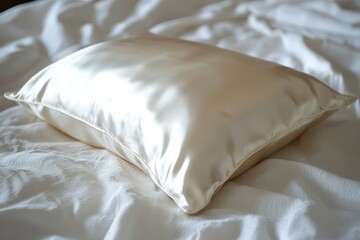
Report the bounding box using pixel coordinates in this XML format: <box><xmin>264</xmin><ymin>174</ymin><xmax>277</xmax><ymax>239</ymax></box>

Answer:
<box><xmin>1</xmin><ymin>0</ymin><xmax>360</xmax><ymax>239</ymax></box>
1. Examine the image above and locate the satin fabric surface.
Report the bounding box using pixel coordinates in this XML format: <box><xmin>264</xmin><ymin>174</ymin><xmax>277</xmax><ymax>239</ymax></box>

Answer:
<box><xmin>5</xmin><ymin>33</ymin><xmax>354</xmax><ymax>213</ymax></box>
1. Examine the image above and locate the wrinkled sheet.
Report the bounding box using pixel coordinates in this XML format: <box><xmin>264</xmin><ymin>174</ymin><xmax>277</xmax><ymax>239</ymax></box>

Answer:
<box><xmin>1</xmin><ymin>0</ymin><xmax>360</xmax><ymax>239</ymax></box>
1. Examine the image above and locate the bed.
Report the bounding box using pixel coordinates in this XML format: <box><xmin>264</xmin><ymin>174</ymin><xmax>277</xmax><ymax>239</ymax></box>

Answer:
<box><xmin>1</xmin><ymin>0</ymin><xmax>360</xmax><ymax>239</ymax></box>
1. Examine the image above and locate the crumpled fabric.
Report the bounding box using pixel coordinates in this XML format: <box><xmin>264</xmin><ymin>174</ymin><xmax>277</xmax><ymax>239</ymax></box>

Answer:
<box><xmin>0</xmin><ymin>0</ymin><xmax>360</xmax><ymax>239</ymax></box>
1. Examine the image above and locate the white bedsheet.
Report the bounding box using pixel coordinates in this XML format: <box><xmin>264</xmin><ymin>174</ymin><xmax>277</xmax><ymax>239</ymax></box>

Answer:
<box><xmin>1</xmin><ymin>0</ymin><xmax>360</xmax><ymax>239</ymax></box>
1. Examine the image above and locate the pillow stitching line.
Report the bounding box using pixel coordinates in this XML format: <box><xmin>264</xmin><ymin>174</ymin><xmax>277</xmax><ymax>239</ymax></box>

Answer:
<box><xmin>4</xmin><ymin>94</ymin><xmax>185</xmax><ymax>211</ymax></box>
<box><xmin>5</xmin><ymin>93</ymin><xmax>354</xmax><ymax>214</ymax></box>
<box><xmin>5</xmin><ymin>96</ymin><xmax>143</xmax><ymax>158</ymax></box>
<box><xmin>198</xmin><ymin>101</ymin><xmax>352</xmax><ymax>214</ymax></box>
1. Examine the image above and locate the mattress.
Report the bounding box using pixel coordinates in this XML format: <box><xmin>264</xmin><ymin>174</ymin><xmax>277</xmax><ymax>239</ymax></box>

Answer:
<box><xmin>1</xmin><ymin>0</ymin><xmax>360</xmax><ymax>239</ymax></box>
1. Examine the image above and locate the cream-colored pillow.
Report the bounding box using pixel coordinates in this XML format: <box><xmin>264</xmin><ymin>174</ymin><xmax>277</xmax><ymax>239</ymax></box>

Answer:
<box><xmin>5</xmin><ymin>33</ymin><xmax>355</xmax><ymax>214</ymax></box>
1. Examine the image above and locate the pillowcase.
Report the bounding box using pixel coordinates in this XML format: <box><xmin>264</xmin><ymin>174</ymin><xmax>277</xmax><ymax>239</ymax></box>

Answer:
<box><xmin>5</xmin><ymin>33</ymin><xmax>355</xmax><ymax>214</ymax></box>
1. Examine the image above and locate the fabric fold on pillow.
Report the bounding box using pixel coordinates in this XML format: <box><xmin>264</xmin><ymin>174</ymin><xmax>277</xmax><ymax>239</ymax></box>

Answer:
<box><xmin>5</xmin><ymin>33</ymin><xmax>356</xmax><ymax>214</ymax></box>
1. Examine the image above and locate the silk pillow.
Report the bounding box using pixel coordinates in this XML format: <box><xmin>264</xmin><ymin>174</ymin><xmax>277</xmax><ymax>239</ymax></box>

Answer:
<box><xmin>5</xmin><ymin>33</ymin><xmax>355</xmax><ymax>214</ymax></box>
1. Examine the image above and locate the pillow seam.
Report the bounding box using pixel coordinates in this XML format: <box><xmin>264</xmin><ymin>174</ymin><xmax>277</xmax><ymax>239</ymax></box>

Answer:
<box><xmin>199</xmin><ymin>100</ymin><xmax>353</xmax><ymax>214</ymax></box>
<box><xmin>4</xmin><ymin>94</ymin><xmax>184</xmax><ymax>211</ymax></box>
<box><xmin>5</xmin><ymin>93</ymin><xmax>354</xmax><ymax>214</ymax></box>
